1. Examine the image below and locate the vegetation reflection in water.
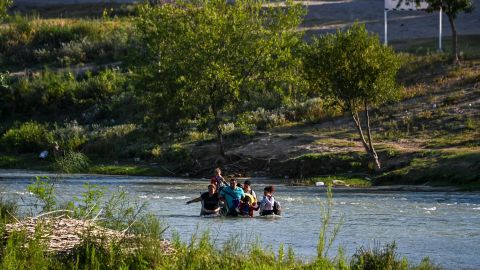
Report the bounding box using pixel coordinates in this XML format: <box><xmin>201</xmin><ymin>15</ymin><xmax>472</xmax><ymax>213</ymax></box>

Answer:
<box><xmin>0</xmin><ymin>177</ymin><xmax>441</xmax><ymax>270</ymax></box>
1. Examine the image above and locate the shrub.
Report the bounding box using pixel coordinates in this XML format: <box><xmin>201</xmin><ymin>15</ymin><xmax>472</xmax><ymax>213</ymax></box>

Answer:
<box><xmin>5</xmin><ymin>70</ymin><xmax>78</xmax><ymax>117</ymax></box>
<box><xmin>27</xmin><ymin>176</ymin><xmax>57</xmax><ymax>213</ymax></box>
<box><xmin>52</xmin><ymin>121</ymin><xmax>88</xmax><ymax>151</ymax></box>
<box><xmin>83</xmin><ymin>124</ymin><xmax>140</xmax><ymax>158</ymax></box>
<box><xmin>54</xmin><ymin>151</ymin><xmax>91</xmax><ymax>173</ymax></box>
<box><xmin>286</xmin><ymin>98</ymin><xmax>342</xmax><ymax>123</ymax></box>
<box><xmin>0</xmin><ymin>197</ymin><xmax>17</xmax><ymax>223</ymax></box>
<box><xmin>164</xmin><ymin>143</ymin><xmax>191</xmax><ymax>164</ymax></box>
<box><xmin>350</xmin><ymin>242</ymin><xmax>408</xmax><ymax>270</ymax></box>
<box><xmin>0</xmin><ymin>17</ymin><xmax>131</xmax><ymax>69</ymax></box>
<box><xmin>237</xmin><ymin>108</ymin><xmax>289</xmax><ymax>131</ymax></box>
<box><xmin>1</xmin><ymin>121</ymin><xmax>54</xmax><ymax>153</ymax></box>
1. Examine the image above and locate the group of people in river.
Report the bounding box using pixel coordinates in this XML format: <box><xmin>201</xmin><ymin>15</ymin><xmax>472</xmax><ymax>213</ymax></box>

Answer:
<box><xmin>186</xmin><ymin>168</ymin><xmax>282</xmax><ymax>217</ymax></box>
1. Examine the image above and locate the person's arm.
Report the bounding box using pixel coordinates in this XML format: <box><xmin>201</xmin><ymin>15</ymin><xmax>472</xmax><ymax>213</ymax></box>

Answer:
<box><xmin>186</xmin><ymin>197</ymin><xmax>202</xmax><ymax>204</ymax></box>
<box><xmin>218</xmin><ymin>190</ymin><xmax>226</xmax><ymax>202</ymax></box>
<box><xmin>219</xmin><ymin>176</ymin><xmax>227</xmax><ymax>185</ymax></box>
<box><xmin>258</xmin><ymin>196</ymin><xmax>267</xmax><ymax>211</ymax></box>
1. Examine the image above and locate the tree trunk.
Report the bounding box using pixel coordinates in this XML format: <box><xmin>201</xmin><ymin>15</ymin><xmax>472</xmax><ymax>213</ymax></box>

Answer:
<box><xmin>350</xmin><ymin>109</ymin><xmax>370</xmax><ymax>153</ymax></box>
<box><xmin>364</xmin><ymin>101</ymin><xmax>381</xmax><ymax>170</ymax></box>
<box><xmin>447</xmin><ymin>12</ymin><xmax>459</xmax><ymax>64</ymax></box>
<box><xmin>215</xmin><ymin>120</ymin><xmax>225</xmax><ymax>158</ymax></box>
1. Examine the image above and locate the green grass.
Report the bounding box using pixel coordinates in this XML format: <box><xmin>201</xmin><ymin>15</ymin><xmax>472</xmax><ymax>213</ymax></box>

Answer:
<box><xmin>89</xmin><ymin>164</ymin><xmax>173</xmax><ymax>176</ymax></box>
<box><xmin>0</xmin><ymin>153</ymin><xmax>52</xmax><ymax>170</ymax></box>
<box><xmin>314</xmin><ymin>138</ymin><xmax>357</xmax><ymax>148</ymax></box>
<box><xmin>375</xmin><ymin>149</ymin><xmax>480</xmax><ymax>187</ymax></box>
<box><xmin>0</xmin><ymin>185</ymin><xmax>441</xmax><ymax>270</ymax></box>
<box><xmin>425</xmin><ymin>132</ymin><xmax>480</xmax><ymax>148</ymax></box>
<box><xmin>392</xmin><ymin>34</ymin><xmax>480</xmax><ymax>59</ymax></box>
<box><xmin>291</xmin><ymin>175</ymin><xmax>372</xmax><ymax>188</ymax></box>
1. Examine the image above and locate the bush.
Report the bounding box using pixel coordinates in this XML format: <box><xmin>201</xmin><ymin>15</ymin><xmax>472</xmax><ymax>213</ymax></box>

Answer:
<box><xmin>0</xmin><ymin>17</ymin><xmax>131</xmax><ymax>69</ymax></box>
<box><xmin>0</xmin><ymin>197</ymin><xmax>17</xmax><ymax>223</ymax></box>
<box><xmin>52</xmin><ymin>121</ymin><xmax>88</xmax><ymax>151</ymax></box>
<box><xmin>350</xmin><ymin>242</ymin><xmax>408</xmax><ymax>270</ymax></box>
<box><xmin>1</xmin><ymin>121</ymin><xmax>54</xmax><ymax>153</ymax></box>
<box><xmin>237</xmin><ymin>108</ymin><xmax>289</xmax><ymax>131</ymax></box>
<box><xmin>164</xmin><ymin>143</ymin><xmax>191</xmax><ymax>164</ymax></box>
<box><xmin>4</xmin><ymin>70</ymin><xmax>78</xmax><ymax>118</ymax></box>
<box><xmin>54</xmin><ymin>151</ymin><xmax>91</xmax><ymax>173</ymax></box>
<box><xmin>83</xmin><ymin>124</ymin><xmax>141</xmax><ymax>158</ymax></box>
<box><xmin>286</xmin><ymin>98</ymin><xmax>343</xmax><ymax>123</ymax></box>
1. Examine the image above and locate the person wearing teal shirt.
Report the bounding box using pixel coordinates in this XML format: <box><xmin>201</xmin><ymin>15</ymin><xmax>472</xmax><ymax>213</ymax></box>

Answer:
<box><xmin>219</xmin><ymin>178</ymin><xmax>245</xmax><ymax>216</ymax></box>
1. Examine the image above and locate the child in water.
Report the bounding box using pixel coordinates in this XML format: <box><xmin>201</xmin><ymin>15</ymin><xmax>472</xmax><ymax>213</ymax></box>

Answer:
<box><xmin>259</xmin><ymin>185</ymin><xmax>281</xmax><ymax>216</ymax></box>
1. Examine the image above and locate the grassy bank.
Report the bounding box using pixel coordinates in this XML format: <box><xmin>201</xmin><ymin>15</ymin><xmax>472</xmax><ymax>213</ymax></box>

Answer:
<box><xmin>0</xmin><ymin>183</ymin><xmax>441</xmax><ymax>270</ymax></box>
<box><xmin>0</xmin><ymin>6</ymin><xmax>479</xmax><ymax>189</ymax></box>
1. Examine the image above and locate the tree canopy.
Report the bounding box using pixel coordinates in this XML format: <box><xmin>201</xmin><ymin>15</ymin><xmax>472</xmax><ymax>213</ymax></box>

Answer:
<box><xmin>0</xmin><ymin>0</ymin><xmax>12</xmax><ymax>22</ymax></box>
<box><xmin>132</xmin><ymin>0</ymin><xmax>305</xmax><ymax>157</ymax></box>
<box><xmin>303</xmin><ymin>24</ymin><xmax>401</xmax><ymax>169</ymax></box>
<box><xmin>403</xmin><ymin>0</ymin><xmax>474</xmax><ymax>63</ymax></box>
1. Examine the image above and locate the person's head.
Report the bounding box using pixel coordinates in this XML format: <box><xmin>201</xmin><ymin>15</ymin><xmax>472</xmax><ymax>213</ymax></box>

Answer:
<box><xmin>242</xmin><ymin>194</ymin><xmax>252</xmax><ymax>204</ymax></box>
<box><xmin>208</xmin><ymin>184</ymin><xmax>216</xmax><ymax>194</ymax></box>
<box><xmin>243</xmin><ymin>180</ymin><xmax>251</xmax><ymax>191</ymax></box>
<box><xmin>214</xmin><ymin>168</ymin><xmax>222</xmax><ymax>176</ymax></box>
<box><xmin>263</xmin><ymin>185</ymin><xmax>274</xmax><ymax>195</ymax></box>
<box><xmin>229</xmin><ymin>178</ymin><xmax>238</xmax><ymax>188</ymax></box>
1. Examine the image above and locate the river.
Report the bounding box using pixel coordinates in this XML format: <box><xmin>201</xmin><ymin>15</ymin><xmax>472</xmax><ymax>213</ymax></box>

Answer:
<box><xmin>1</xmin><ymin>171</ymin><xmax>479</xmax><ymax>269</ymax></box>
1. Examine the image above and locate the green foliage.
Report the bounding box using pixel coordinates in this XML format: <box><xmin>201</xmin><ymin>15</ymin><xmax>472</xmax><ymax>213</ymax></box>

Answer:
<box><xmin>1</xmin><ymin>182</ymin><xmax>443</xmax><ymax>269</ymax></box>
<box><xmin>0</xmin><ymin>71</ymin><xmax>9</xmax><ymax>88</ymax></box>
<box><xmin>1</xmin><ymin>68</ymin><xmax>133</xmax><ymax>123</ymax></box>
<box><xmin>0</xmin><ymin>197</ymin><xmax>17</xmax><ymax>223</ymax></box>
<box><xmin>1</xmin><ymin>121</ymin><xmax>54</xmax><ymax>153</ymax></box>
<box><xmin>54</xmin><ymin>151</ymin><xmax>91</xmax><ymax>173</ymax></box>
<box><xmin>132</xmin><ymin>0</ymin><xmax>306</xmax><ymax>154</ymax></box>
<box><xmin>350</xmin><ymin>242</ymin><xmax>408</xmax><ymax>270</ymax></box>
<box><xmin>317</xmin><ymin>186</ymin><xmax>344</xmax><ymax>260</ymax></box>
<box><xmin>66</xmin><ymin>182</ymin><xmax>104</xmax><ymax>219</ymax></box>
<box><xmin>52</xmin><ymin>121</ymin><xmax>87</xmax><ymax>152</ymax></box>
<box><xmin>402</xmin><ymin>0</ymin><xmax>474</xmax><ymax>62</ymax></box>
<box><xmin>83</xmin><ymin>124</ymin><xmax>142</xmax><ymax>159</ymax></box>
<box><xmin>0</xmin><ymin>17</ymin><xmax>131</xmax><ymax>69</ymax></box>
<box><xmin>303</xmin><ymin>23</ymin><xmax>401</xmax><ymax>169</ymax></box>
<box><xmin>164</xmin><ymin>143</ymin><xmax>191</xmax><ymax>164</ymax></box>
<box><xmin>0</xmin><ymin>155</ymin><xmax>20</xmax><ymax>168</ymax></box>
<box><xmin>304</xmin><ymin>23</ymin><xmax>400</xmax><ymax>111</ymax></box>
<box><xmin>27</xmin><ymin>176</ymin><xmax>57</xmax><ymax>213</ymax></box>
<box><xmin>0</xmin><ymin>229</ymin><xmax>54</xmax><ymax>270</ymax></box>
<box><xmin>0</xmin><ymin>0</ymin><xmax>12</xmax><ymax>22</ymax></box>
<box><xmin>287</xmin><ymin>98</ymin><xmax>343</xmax><ymax>123</ymax></box>
<box><xmin>237</xmin><ymin>108</ymin><xmax>289</xmax><ymax>131</ymax></box>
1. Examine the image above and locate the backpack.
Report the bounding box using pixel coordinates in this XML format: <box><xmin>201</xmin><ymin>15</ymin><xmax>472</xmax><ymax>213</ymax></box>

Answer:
<box><xmin>273</xmin><ymin>201</ymin><xmax>282</xmax><ymax>216</ymax></box>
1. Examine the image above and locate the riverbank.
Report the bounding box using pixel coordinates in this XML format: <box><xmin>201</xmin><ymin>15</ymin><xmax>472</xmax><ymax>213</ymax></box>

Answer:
<box><xmin>1</xmin><ymin>2</ymin><xmax>478</xmax><ymax>190</ymax></box>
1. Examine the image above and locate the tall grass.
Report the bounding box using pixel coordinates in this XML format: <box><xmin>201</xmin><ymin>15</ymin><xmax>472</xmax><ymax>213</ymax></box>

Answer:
<box><xmin>0</xmin><ymin>15</ymin><xmax>132</xmax><ymax>70</ymax></box>
<box><xmin>54</xmin><ymin>151</ymin><xmax>91</xmax><ymax>173</ymax></box>
<box><xmin>0</xmin><ymin>181</ymin><xmax>442</xmax><ymax>270</ymax></box>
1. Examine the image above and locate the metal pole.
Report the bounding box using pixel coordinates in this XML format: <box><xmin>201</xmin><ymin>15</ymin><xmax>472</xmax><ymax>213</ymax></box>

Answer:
<box><xmin>384</xmin><ymin>10</ymin><xmax>388</xmax><ymax>45</ymax></box>
<box><xmin>438</xmin><ymin>7</ymin><xmax>443</xmax><ymax>51</ymax></box>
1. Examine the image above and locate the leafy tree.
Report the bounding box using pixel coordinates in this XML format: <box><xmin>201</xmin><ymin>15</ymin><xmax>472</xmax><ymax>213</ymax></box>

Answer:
<box><xmin>132</xmin><ymin>0</ymin><xmax>305</xmax><ymax>158</ymax></box>
<box><xmin>303</xmin><ymin>24</ymin><xmax>401</xmax><ymax>170</ymax></box>
<box><xmin>403</xmin><ymin>0</ymin><xmax>474</xmax><ymax>64</ymax></box>
<box><xmin>0</xmin><ymin>0</ymin><xmax>12</xmax><ymax>22</ymax></box>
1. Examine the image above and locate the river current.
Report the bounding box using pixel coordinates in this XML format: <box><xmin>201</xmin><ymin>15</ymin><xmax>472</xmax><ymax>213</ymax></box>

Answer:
<box><xmin>1</xmin><ymin>171</ymin><xmax>479</xmax><ymax>269</ymax></box>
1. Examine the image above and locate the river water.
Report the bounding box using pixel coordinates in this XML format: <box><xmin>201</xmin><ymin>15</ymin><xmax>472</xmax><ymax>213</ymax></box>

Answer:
<box><xmin>1</xmin><ymin>171</ymin><xmax>479</xmax><ymax>269</ymax></box>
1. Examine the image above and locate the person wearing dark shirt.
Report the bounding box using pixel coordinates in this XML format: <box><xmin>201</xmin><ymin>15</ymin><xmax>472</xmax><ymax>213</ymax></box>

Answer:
<box><xmin>186</xmin><ymin>184</ymin><xmax>221</xmax><ymax>216</ymax></box>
